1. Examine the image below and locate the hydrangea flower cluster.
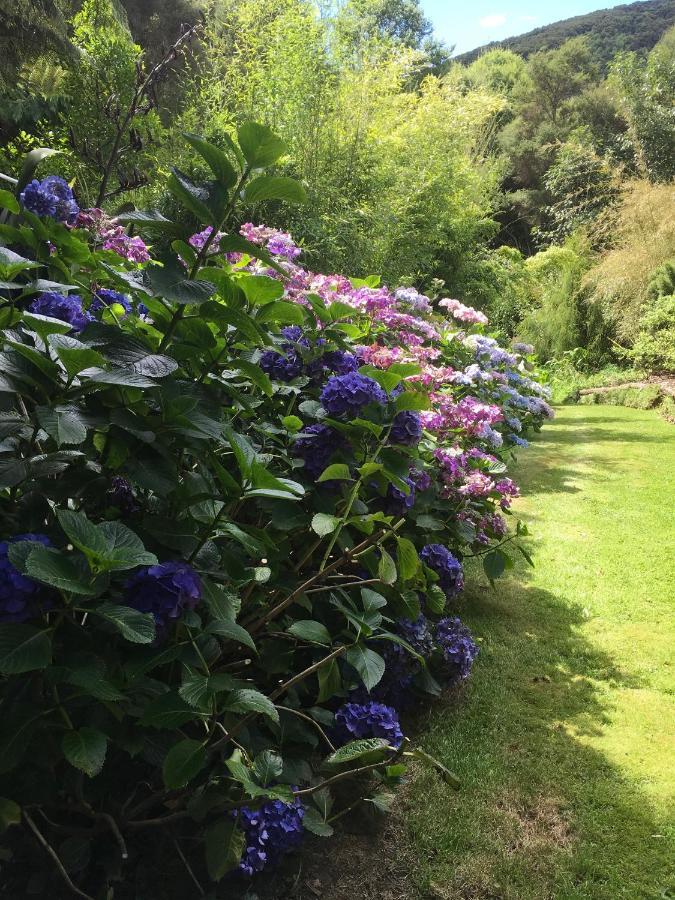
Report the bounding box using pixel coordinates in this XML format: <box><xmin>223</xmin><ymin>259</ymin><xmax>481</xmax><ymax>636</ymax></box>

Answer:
<box><xmin>126</xmin><ymin>562</ymin><xmax>202</xmax><ymax>630</ymax></box>
<box><xmin>20</xmin><ymin>176</ymin><xmax>79</xmax><ymax>224</ymax></box>
<box><xmin>439</xmin><ymin>297</ymin><xmax>488</xmax><ymax>325</ymax></box>
<box><xmin>334</xmin><ymin>701</ymin><xmax>404</xmax><ymax>748</ymax></box>
<box><xmin>107</xmin><ymin>476</ymin><xmax>139</xmax><ymax>515</ymax></box>
<box><xmin>238</xmin><ymin>797</ymin><xmax>305</xmax><ymax>876</ymax></box>
<box><xmin>0</xmin><ymin>534</ymin><xmax>54</xmax><ymax>623</ymax></box>
<box><xmin>420</xmin><ymin>544</ymin><xmax>464</xmax><ymax>598</ymax></box>
<box><xmin>28</xmin><ymin>292</ymin><xmax>92</xmax><ymax>332</ymax></box>
<box><xmin>435</xmin><ymin>617</ymin><xmax>479</xmax><ymax>681</ymax></box>
<box><xmin>75</xmin><ymin>208</ymin><xmax>150</xmax><ymax>263</ymax></box>
<box><xmin>320</xmin><ymin>373</ymin><xmax>387</xmax><ymax>417</ymax></box>
<box><xmin>90</xmin><ymin>289</ymin><xmax>132</xmax><ymax>317</ymax></box>
<box><xmin>293</xmin><ymin>424</ymin><xmax>342</xmax><ymax>478</ymax></box>
<box><xmin>389</xmin><ymin>410</ymin><xmax>422</xmax><ymax>446</ymax></box>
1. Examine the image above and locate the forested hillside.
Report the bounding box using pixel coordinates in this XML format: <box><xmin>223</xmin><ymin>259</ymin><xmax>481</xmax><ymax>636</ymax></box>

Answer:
<box><xmin>457</xmin><ymin>0</ymin><xmax>675</xmax><ymax>67</ymax></box>
<box><xmin>0</xmin><ymin>0</ymin><xmax>673</xmax><ymax>377</ymax></box>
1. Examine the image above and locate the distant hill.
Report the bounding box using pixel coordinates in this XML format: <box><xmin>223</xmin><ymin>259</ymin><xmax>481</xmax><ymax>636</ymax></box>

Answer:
<box><xmin>456</xmin><ymin>0</ymin><xmax>675</xmax><ymax>67</ymax></box>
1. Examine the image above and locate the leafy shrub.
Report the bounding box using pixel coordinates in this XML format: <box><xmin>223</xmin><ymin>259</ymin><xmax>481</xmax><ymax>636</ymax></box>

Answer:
<box><xmin>631</xmin><ymin>294</ymin><xmax>675</xmax><ymax>373</ymax></box>
<box><xmin>0</xmin><ymin>125</ymin><xmax>551</xmax><ymax>896</ymax></box>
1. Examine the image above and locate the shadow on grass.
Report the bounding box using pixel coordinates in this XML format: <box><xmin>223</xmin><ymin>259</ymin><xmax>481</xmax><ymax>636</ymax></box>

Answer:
<box><xmin>398</xmin><ymin>578</ymin><xmax>673</xmax><ymax>900</ymax></box>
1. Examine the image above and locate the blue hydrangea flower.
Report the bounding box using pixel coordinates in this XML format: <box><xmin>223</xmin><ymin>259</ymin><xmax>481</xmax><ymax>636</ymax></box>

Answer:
<box><xmin>20</xmin><ymin>176</ymin><xmax>79</xmax><ymax>223</ymax></box>
<box><xmin>320</xmin><ymin>373</ymin><xmax>387</xmax><ymax>418</ymax></box>
<box><xmin>508</xmin><ymin>434</ymin><xmax>529</xmax><ymax>447</ymax></box>
<box><xmin>0</xmin><ymin>534</ymin><xmax>54</xmax><ymax>623</ymax></box>
<box><xmin>28</xmin><ymin>292</ymin><xmax>92</xmax><ymax>332</ymax></box>
<box><xmin>333</xmin><ymin>700</ymin><xmax>404</xmax><ymax>748</ymax></box>
<box><xmin>125</xmin><ymin>561</ymin><xmax>201</xmax><ymax>628</ymax></box>
<box><xmin>238</xmin><ymin>797</ymin><xmax>305</xmax><ymax>876</ymax></box>
<box><xmin>19</xmin><ymin>180</ymin><xmax>58</xmax><ymax>218</ymax></box>
<box><xmin>420</xmin><ymin>544</ymin><xmax>464</xmax><ymax>598</ymax></box>
<box><xmin>293</xmin><ymin>423</ymin><xmax>343</xmax><ymax>478</ymax></box>
<box><xmin>389</xmin><ymin>410</ymin><xmax>422</xmax><ymax>445</ymax></box>
<box><xmin>435</xmin><ymin>616</ymin><xmax>478</xmax><ymax>681</ymax></box>
<box><xmin>41</xmin><ymin>176</ymin><xmax>79</xmax><ymax>224</ymax></box>
<box><xmin>90</xmin><ymin>288</ymin><xmax>132</xmax><ymax>317</ymax></box>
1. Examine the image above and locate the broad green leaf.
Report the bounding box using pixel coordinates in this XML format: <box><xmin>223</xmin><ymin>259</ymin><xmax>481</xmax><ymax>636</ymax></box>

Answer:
<box><xmin>237</xmin><ymin>122</ymin><xmax>288</xmax><ymax>168</ymax></box>
<box><xmin>396</xmin><ymin>538</ymin><xmax>419</xmax><ymax>581</ymax></box>
<box><xmin>204</xmin><ymin>301</ymin><xmax>264</xmax><ymax>343</ymax></box>
<box><xmin>56</xmin><ymin>508</ymin><xmax>106</xmax><ymax>556</ymax></box>
<box><xmin>0</xmin><ymin>624</ymin><xmax>52</xmax><ymax>674</ymax></box>
<box><xmin>317</xmin><ymin>463</ymin><xmax>352</xmax><ymax>483</ymax></box>
<box><xmin>302</xmin><ymin>806</ymin><xmax>334</xmax><ymax>837</ymax></box>
<box><xmin>236</xmin><ymin>274</ymin><xmax>284</xmax><ymax>305</ymax></box>
<box><xmin>182</xmin><ymin>133</ymin><xmax>238</xmax><ymax>188</ymax></box>
<box><xmin>205</xmin><ymin>819</ymin><xmax>246</xmax><ymax>882</ymax></box>
<box><xmin>25</xmin><ymin>547</ymin><xmax>99</xmax><ymax>595</ymax></box>
<box><xmin>49</xmin><ymin>334</ymin><xmax>106</xmax><ymax>377</ymax></box>
<box><xmin>316</xmin><ymin>658</ymin><xmax>341</xmax><ymax>702</ymax></box>
<box><xmin>426</xmin><ymin>585</ymin><xmax>447</xmax><ymax>614</ymax></box>
<box><xmin>202</xmin><ymin>580</ymin><xmax>240</xmax><ymax>622</ymax></box>
<box><xmin>206</xmin><ymin>618</ymin><xmax>256</xmax><ymax>652</ymax></box>
<box><xmin>21</xmin><ymin>313</ymin><xmax>72</xmax><ymax>341</ymax></box>
<box><xmin>287</xmin><ymin>620</ymin><xmax>331</xmax><ymax>645</ymax></box>
<box><xmin>344</xmin><ymin>645</ymin><xmax>385</xmax><ymax>690</ymax></box>
<box><xmin>162</xmin><ymin>738</ymin><xmax>207</xmax><ymax>789</ymax></box>
<box><xmin>394</xmin><ymin>391</ymin><xmax>430</xmax><ymax>412</ymax></box>
<box><xmin>0</xmin><ymin>798</ymin><xmax>21</xmax><ymax>832</ymax></box>
<box><xmin>253</xmin><ymin>750</ymin><xmax>283</xmax><ymax>785</ymax></box>
<box><xmin>36</xmin><ymin>405</ymin><xmax>87</xmax><ymax>446</ymax></box>
<box><xmin>148</xmin><ymin>257</ymin><xmax>215</xmax><ymax>305</ymax></box>
<box><xmin>244</xmin><ymin>175</ymin><xmax>307</xmax><ymax>205</ymax></box>
<box><xmin>282</xmin><ymin>415</ymin><xmax>303</xmax><ymax>432</ymax></box>
<box><xmin>234</xmin><ymin>359</ymin><xmax>273</xmax><ymax>396</ymax></box>
<box><xmin>81</xmin><ymin>368</ymin><xmax>158</xmax><ymax>389</ymax></box>
<box><xmin>483</xmin><ymin>549</ymin><xmax>507</xmax><ymax>582</ymax></box>
<box><xmin>167</xmin><ymin>169</ymin><xmax>214</xmax><ymax>225</ymax></box>
<box><xmin>62</xmin><ymin>727</ymin><xmax>107</xmax><ymax>778</ymax></box>
<box><xmin>377</xmin><ymin>548</ymin><xmax>397</xmax><ymax>585</ymax></box>
<box><xmin>96</xmin><ymin>521</ymin><xmax>158</xmax><ymax>570</ymax></box>
<box><xmin>0</xmin><ymin>190</ymin><xmax>19</xmax><ymax>214</ymax></box>
<box><xmin>217</xmin><ymin>234</ymin><xmax>287</xmax><ymax>276</ymax></box>
<box><xmin>140</xmin><ymin>691</ymin><xmax>197</xmax><ymax>728</ymax></box>
<box><xmin>94</xmin><ymin>603</ymin><xmax>155</xmax><ymax>644</ymax></box>
<box><xmin>311</xmin><ymin>513</ymin><xmax>340</xmax><ymax>537</ymax></box>
<box><xmin>323</xmin><ymin>738</ymin><xmax>391</xmax><ymax>767</ymax></box>
<box><xmin>225</xmin><ymin>688</ymin><xmax>279</xmax><ymax>724</ymax></box>
<box><xmin>256</xmin><ymin>300</ymin><xmax>305</xmax><ymax>325</ymax></box>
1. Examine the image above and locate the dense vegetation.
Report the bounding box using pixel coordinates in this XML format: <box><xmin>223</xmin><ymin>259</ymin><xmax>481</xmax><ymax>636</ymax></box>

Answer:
<box><xmin>457</xmin><ymin>0</ymin><xmax>675</xmax><ymax>67</ymax></box>
<box><xmin>0</xmin><ymin>0</ymin><xmax>672</xmax><ymax>894</ymax></box>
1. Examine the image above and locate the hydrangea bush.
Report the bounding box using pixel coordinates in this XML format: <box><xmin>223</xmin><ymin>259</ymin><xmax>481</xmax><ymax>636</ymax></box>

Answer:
<box><xmin>0</xmin><ymin>126</ymin><xmax>551</xmax><ymax>897</ymax></box>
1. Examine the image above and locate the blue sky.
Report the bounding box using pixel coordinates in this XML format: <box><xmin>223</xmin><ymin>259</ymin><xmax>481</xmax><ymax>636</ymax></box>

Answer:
<box><xmin>420</xmin><ymin>0</ymin><xmax>636</xmax><ymax>55</ymax></box>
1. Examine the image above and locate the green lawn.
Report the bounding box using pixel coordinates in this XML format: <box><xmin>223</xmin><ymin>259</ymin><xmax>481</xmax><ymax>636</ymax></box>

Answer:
<box><xmin>406</xmin><ymin>404</ymin><xmax>675</xmax><ymax>900</ymax></box>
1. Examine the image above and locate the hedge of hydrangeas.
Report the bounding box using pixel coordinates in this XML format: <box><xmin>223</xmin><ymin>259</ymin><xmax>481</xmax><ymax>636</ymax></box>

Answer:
<box><xmin>0</xmin><ymin>126</ymin><xmax>551</xmax><ymax>897</ymax></box>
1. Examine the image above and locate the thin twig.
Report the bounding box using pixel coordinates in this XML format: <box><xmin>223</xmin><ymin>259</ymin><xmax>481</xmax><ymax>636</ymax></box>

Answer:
<box><xmin>23</xmin><ymin>812</ymin><xmax>95</xmax><ymax>900</ymax></box>
<box><xmin>97</xmin><ymin>812</ymin><xmax>128</xmax><ymax>860</ymax></box>
<box><xmin>276</xmin><ymin>705</ymin><xmax>336</xmax><ymax>751</ymax></box>
<box><xmin>293</xmin><ymin>754</ymin><xmax>400</xmax><ymax>798</ymax></box>
<box><xmin>173</xmin><ymin>837</ymin><xmax>205</xmax><ymax>896</ymax></box>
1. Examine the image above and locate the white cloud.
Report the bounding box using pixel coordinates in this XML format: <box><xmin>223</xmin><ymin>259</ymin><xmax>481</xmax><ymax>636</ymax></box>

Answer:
<box><xmin>479</xmin><ymin>14</ymin><xmax>508</xmax><ymax>29</ymax></box>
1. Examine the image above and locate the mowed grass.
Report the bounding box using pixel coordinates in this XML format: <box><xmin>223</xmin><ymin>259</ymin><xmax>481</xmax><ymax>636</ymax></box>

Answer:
<box><xmin>404</xmin><ymin>404</ymin><xmax>675</xmax><ymax>900</ymax></box>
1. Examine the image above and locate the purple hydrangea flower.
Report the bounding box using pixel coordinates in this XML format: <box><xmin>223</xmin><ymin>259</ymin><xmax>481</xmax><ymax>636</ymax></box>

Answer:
<box><xmin>238</xmin><ymin>797</ymin><xmax>305</xmax><ymax>876</ymax></box>
<box><xmin>20</xmin><ymin>176</ymin><xmax>79</xmax><ymax>223</ymax></box>
<box><xmin>389</xmin><ymin>410</ymin><xmax>422</xmax><ymax>446</ymax></box>
<box><xmin>420</xmin><ymin>544</ymin><xmax>464</xmax><ymax>598</ymax></box>
<box><xmin>386</xmin><ymin>477</ymin><xmax>416</xmax><ymax>515</ymax></box>
<box><xmin>320</xmin><ymin>373</ymin><xmax>387</xmax><ymax>418</ymax></box>
<box><xmin>334</xmin><ymin>700</ymin><xmax>404</xmax><ymax>748</ymax></box>
<box><xmin>89</xmin><ymin>288</ymin><xmax>132</xmax><ymax>317</ymax></box>
<box><xmin>28</xmin><ymin>292</ymin><xmax>92</xmax><ymax>332</ymax></box>
<box><xmin>0</xmin><ymin>534</ymin><xmax>54</xmax><ymax>623</ymax></box>
<box><xmin>125</xmin><ymin>561</ymin><xmax>201</xmax><ymax>629</ymax></box>
<box><xmin>107</xmin><ymin>476</ymin><xmax>139</xmax><ymax>514</ymax></box>
<box><xmin>293</xmin><ymin>424</ymin><xmax>342</xmax><ymax>478</ymax></box>
<box><xmin>435</xmin><ymin>616</ymin><xmax>478</xmax><ymax>681</ymax></box>
<box><xmin>259</xmin><ymin>348</ymin><xmax>304</xmax><ymax>381</ymax></box>
<box><xmin>410</xmin><ymin>468</ymin><xmax>432</xmax><ymax>492</ymax></box>
<box><xmin>321</xmin><ymin>350</ymin><xmax>360</xmax><ymax>375</ymax></box>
